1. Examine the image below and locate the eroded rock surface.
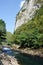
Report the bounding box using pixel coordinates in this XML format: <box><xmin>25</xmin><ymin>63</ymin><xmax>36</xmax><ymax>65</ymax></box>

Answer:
<box><xmin>0</xmin><ymin>53</ymin><xmax>19</xmax><ymax>65</ymax></box>
<box><xmin>15</xmin><ymin>0</ymin><xmax>43</xmax><ymax>30</ymax></box>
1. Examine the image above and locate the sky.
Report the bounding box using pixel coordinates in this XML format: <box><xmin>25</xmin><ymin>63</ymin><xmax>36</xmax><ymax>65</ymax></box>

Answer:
<box><xmin>0</xmin><ymin>0</ymin><xmax>25</xmax><ymax>33</ymax></box>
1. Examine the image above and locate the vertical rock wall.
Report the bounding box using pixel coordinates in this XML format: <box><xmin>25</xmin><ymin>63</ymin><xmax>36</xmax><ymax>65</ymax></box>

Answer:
<box><xmin>15</xmin><ymin>0</ymin><xmax>41</xmax><ymax>30</ymax></box>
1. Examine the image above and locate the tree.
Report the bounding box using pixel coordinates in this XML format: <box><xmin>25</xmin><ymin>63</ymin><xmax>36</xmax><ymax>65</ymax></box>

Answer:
<box><xmin>6</xmin><ymin>32</ymin><xmax>14</xmax><ymax>45</ymax></box>
<box><xmin>14</xmin><ymin>5</ymin><xmax>43</xmax><ymax>48</ymax></box>
<box><xmin>0</xmin><ymin>19</ymin><xmax>6</xmax><ymax>44</ymax></box>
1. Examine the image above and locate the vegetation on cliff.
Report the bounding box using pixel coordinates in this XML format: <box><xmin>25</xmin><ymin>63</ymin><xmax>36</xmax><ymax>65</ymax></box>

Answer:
<box><xmin>14</xmin><ymin>5</ymin><xmax>43</xmax><ymax>49</ymax></box>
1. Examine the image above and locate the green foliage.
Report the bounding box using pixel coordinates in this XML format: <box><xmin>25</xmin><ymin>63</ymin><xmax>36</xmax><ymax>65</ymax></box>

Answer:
<box><xmin>36</xmin><ymin>0</ymin><xmax>43</xmax><ymax>3</ymax></box>
<box><xmin>14</xmin><ymin>5</ymin><xmax>43</xmax><ymax>48</ymax></box>
<box><xmin>0</xmin><ymin>19</ymin><xmax>6</xmax><ymax>44</ymax></box>
<box><xmin>26</xmin><ymin>0</ymin><xmax>43</xmax><ymax>3</ymax></box>
<box><xmin>26</xmin><ymin>0</ymin><xmax>29</xmax><ymax>2</ymax></box>
<box><xmin>22</xmin><ymin>9</ymin><xmax>26</xmax><ymax>12</ymax></box>
<box><xmin>6</xmin><ymin>32</ymin><xmax>14</xmax><ymax>45</ymax></box>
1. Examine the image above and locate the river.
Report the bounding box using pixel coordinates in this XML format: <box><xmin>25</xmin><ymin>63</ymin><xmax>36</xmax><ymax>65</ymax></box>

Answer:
<box><xmin>1</xmin><ymin>47</ymin><xmax>43</xmax><ymax>65</ymax></box>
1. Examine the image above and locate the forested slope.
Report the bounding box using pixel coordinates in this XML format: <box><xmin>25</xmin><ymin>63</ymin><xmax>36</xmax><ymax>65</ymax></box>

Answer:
<box><xmin>14</xmin><ymin>5</ymin><xmax>43</xmax><ymax>49</ymax></box>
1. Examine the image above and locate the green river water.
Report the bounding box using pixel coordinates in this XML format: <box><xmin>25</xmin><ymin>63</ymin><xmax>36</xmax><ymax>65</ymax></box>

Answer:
<box><xmin>0</xmin><ymin>48</ymin><xmax>43</xmax><ymax>65</ymax></box>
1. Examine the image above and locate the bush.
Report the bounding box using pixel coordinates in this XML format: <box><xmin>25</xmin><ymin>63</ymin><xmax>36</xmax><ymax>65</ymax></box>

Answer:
<box><xmin>13</xmin><ymin>4</ymin><xmax>43</xmax><ymax>49</ymax></box>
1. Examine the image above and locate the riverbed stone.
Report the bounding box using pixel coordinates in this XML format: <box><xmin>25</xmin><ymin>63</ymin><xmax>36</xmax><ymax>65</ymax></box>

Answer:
<box><xmin>0</xmin><ymin>53</ymin><xmax>19</xmax><ymax>65</ymax></box>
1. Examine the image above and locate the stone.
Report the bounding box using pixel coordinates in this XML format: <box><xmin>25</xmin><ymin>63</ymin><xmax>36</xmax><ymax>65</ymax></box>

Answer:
<box><xmin>15</xmin><ymin>0</ymin><xmax>42</xmax><ymax>30</ymax></box>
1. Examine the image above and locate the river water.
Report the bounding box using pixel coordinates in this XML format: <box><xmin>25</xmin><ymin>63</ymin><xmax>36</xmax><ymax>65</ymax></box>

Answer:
<box><xmin>1</xmin><ymin>47</ymin><xmax>43</xmax><ymax>65</ymax></box>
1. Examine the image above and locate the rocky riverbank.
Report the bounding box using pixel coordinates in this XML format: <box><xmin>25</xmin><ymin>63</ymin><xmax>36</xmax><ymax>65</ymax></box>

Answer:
<box><xmin>18</xmin><ymin>48</ymin><xmax>43</xmax><ymax>57</ymax></box>
<box><xmin>12</xmin><ymin>45</ymin><xmax>43</xmax><ymax>57</ymax></box>
<box><xmin>0</xmin><ymin>53</ymin><xmax>19</xmax><ymax>65</ymax></box>
<box><xmin>0</xmin><ymin>45</ymin><xmax>43</xmax><ymax>65</ymax></box>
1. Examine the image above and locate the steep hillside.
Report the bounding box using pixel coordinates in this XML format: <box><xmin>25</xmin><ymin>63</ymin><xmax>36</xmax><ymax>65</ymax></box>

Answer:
<box><xmin>15</xmin><ymin>0</ymin><xmax>43</xmax><ymax>30</ymax></box>
<box><xmin>14</xmin><ymin>0</ymin><xmax>43</xmax><ymax>48</ymax></box>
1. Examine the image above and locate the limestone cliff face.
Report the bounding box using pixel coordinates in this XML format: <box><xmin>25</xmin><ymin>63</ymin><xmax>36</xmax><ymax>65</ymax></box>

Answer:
<box><xmin>15</xmin><ymin>0</ymin><xmax>42</xmax><ymax>30</ymax></box>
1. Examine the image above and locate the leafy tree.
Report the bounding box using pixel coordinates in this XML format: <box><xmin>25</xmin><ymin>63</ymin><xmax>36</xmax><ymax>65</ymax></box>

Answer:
<box><xmin>14</xmin><ymin>5</ymin><xmax>43</xmax><ymax>49</ymax></box>
<box><xmin>0</xmin><ymin>19</ymin><xmax>6</xmax><ymax>44</ymax></box>
<box><xmin>6</xmin><ymin>32</ymin><xmax>14</xmax><ymax>45</ymax></box>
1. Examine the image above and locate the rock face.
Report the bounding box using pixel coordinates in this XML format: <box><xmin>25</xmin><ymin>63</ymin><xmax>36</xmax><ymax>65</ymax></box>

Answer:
<box><xmin>0</xmin><ymin>53</ymin><xmax>19</xmax><ymax>65</ymax></box>
<box><xmin>15</xmin><ymin>0</ymin><xmax>42</xmax><ymax>30</ymax></box>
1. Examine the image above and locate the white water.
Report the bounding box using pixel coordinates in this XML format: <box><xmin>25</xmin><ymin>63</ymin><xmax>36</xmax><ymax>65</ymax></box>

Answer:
<box><xmin>2</xmin><ymin>47</ymin><xmax>10</xmax><ymax>50</ymax></box>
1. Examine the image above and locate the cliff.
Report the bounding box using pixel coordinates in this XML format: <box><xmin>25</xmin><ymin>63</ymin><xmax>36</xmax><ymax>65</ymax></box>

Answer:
<box><xmin>15</xmin><ymin>0</ymin><xmax>43</xmax><ymax>30</ymax></box>
<box><xmin>14</xmin><ymin>0</ymin><xmax>43</xmax><ymax>48</ymax></box>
